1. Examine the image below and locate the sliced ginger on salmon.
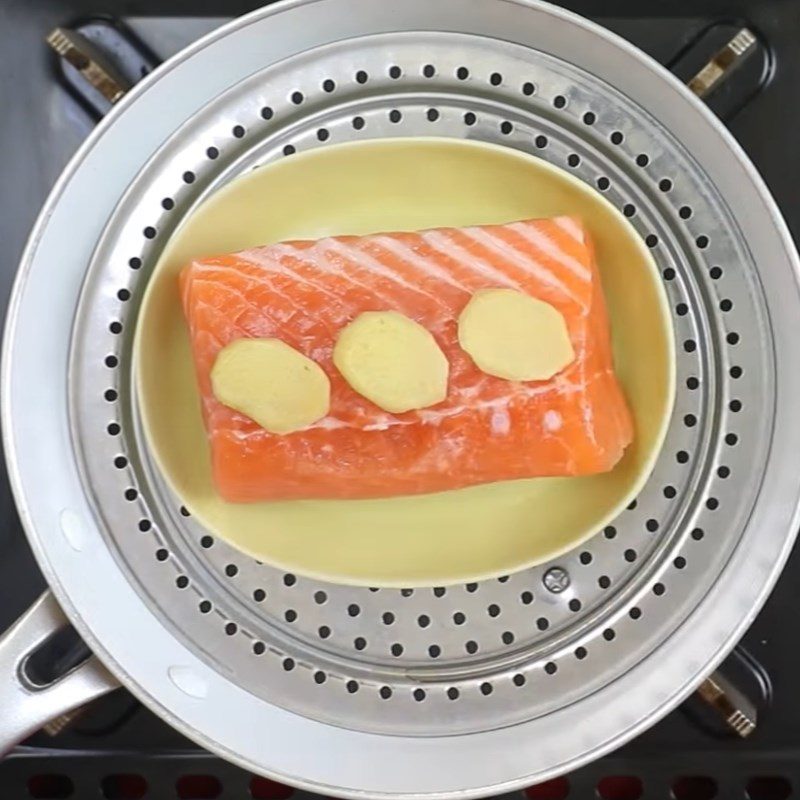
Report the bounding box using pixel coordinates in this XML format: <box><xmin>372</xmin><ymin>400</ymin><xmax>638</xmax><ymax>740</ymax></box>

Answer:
<box><xmin>211</xmin><ymin>339</ymin><xmax>330</xmax><ymax>434</ymax></box>
<box><xmin>458</xmin><ymin>288</ymin><xmax>575</xmax><ymax>381</ymax></box>
<box><xmin>333</xmin><ymin>311</ymin><xmax>449</xmax><ymax>414</ymax></box>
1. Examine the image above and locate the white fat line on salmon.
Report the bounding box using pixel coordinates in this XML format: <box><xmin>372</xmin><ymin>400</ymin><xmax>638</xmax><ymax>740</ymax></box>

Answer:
<box><xmin>314</xmin><ymin>416</ymin><xmax>355</xmax><ymax>430</ymax></box>
<box><xmin>195</xmin><ymin>329</ymin><xmax>226</xmax><ymax>365</ymax></box>
<box><xmin>552</xmin><ymin>216</ymin><xmax>586</xmax><ymax>245</ymax></box>
<box><xmin>321</xmin><ymin>238</ymin><xmax>451</xmax><ymax>314</ymax></box>
<box><xmin>421</xmin><ymin>230</ymin><xmax>522</xmax><ymax>290</ymax></box>
<box><xmin>369</xmin><ymin>235</ymin><xmax>469</xmax><ymax>293</ymax></box>
<box><xmin>221</xmin><ymin>415</ymin><xmax>352</xmax><ymax>438</ymax></box>
<box><xmin>537</xmin><ymin>408</ymin><xmax>577</xmax><ymax>472</ymax></box>
<box><xmin>189</xmin><ymin>288</ymin><xmax>272</xmax><ymax>343</ymax></box>
<box><xmin>191</xmin><ymin>262</ymin><xmax>322</xmax><ymax>315</ymax></box>
<box><xmin>222</xmin><ymin>364</ymin><xmax>602</xmax><ymax>438</ymax></box>
<box><xmin>461</xmin><ymin>226</ymin><xmax>583</xmax><ymax>306</ymax></box>
<box><xmin>607</xmin><ymin>378</ymin><xmax>632</xmax><ymax>450</ymax></box>
<box><xmin>241</xmin><ymin>247</ymin><xmax>345</xmax><ymax>304</ymax></box>
<box><xmin>249</xmin><ymin>242</ymin><xmax>400</xmax><ymax>315</ymax></box>
<box><xmin>506</xmin><ymin>221</ymin><xmax>592</xmax><ymax>282</ymax></box>
<box><xmin>575</xmin><ymin>324</ymin><xmax>599</xmax><ymax>448</ymax></box>
<box><xmin>225</xmin><ymin>380</ymin><xmax>585</xmax><ymax>436</ymax></box>
<box><xmin>415</xmin><ymin>382</ymin><xmax>585</xmax><ymax>427</ymax></box>
<box><xmin>208</xmin><ymin>258</ymin><xmax>346</xmax><ymax>340</ymax></box>
<box><xmin>196</xmin><ymin>272</ymin><xmax>331</xmax><ymax>339</ymax></box>
<box><xmin>181</xmin><ymin>266</ymin><xmax>200</xmax><ymax>319</ymax></box>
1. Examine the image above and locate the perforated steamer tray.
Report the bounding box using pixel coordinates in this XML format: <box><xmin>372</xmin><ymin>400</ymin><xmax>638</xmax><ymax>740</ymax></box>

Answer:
<box><xmin>3</xmin><ymin>1</ymin><xmax>800</xmax><ymax>797</ymax></box>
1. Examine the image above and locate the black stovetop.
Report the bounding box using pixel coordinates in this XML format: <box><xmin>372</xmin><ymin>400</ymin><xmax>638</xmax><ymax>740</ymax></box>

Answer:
<box><xmin>2</xmin><ymin>2</ymin><xmax>800</xmax><ymax>799</ymax></box>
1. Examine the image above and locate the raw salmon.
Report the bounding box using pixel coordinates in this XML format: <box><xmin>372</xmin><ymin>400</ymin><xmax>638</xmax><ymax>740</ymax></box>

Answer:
<box><xmin>180</xmin><ymin>217</ymin><xmax>633</xmax><ymax>501</ymax></box>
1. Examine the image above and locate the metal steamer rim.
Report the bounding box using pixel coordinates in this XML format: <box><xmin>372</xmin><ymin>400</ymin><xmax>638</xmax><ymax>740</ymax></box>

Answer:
<box><xmin>72</xmin><ymin>28</ymin><xmax>756</xmax><ymax>734</ymax></box>
<box><xmin>4</xmin><ymin>1</ymin><xmax>800</xmax><ymax>797</ymax></box>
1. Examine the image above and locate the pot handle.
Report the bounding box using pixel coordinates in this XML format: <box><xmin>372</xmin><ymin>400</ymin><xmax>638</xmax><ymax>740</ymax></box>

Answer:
<box><xmin>0</xmin><ymin>591</ymin><xmax>119</xmax><ymax>755</ymax></box>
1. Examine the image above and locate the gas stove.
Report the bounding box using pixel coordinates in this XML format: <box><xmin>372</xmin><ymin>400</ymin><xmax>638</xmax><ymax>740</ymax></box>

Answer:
<box><xmin>1</xmin><ymin>2</ymin><xmax>799</xmax><ymax>798</ymax></box>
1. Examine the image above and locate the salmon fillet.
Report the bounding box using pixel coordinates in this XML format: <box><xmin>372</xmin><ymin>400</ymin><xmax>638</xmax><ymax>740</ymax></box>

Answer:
<box><xmin>180</xmin><ymin>217</ymin><xmax>633</xmax><ymax>501</ymax></box>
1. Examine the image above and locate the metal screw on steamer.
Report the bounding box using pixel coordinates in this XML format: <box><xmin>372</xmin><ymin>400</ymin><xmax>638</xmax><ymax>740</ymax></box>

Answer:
<box><xmin>543</xmin><ymin>567</ymin><xmax>571</xmax><ymax>593</ymax></box>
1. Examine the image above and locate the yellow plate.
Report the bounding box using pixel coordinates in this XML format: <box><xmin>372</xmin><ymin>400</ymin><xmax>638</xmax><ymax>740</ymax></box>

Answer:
<box><xmin>135</xmin><ymin>137</ymin><xmax>675</xmax><ymax>587</ymax></box>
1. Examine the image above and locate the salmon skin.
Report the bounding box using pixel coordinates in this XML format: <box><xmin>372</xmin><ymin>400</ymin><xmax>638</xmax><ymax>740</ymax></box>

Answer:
<box><xmin>180</xmin><ymin>217</ymin><xmax>633</xmax><ymax>502</ymax></box>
